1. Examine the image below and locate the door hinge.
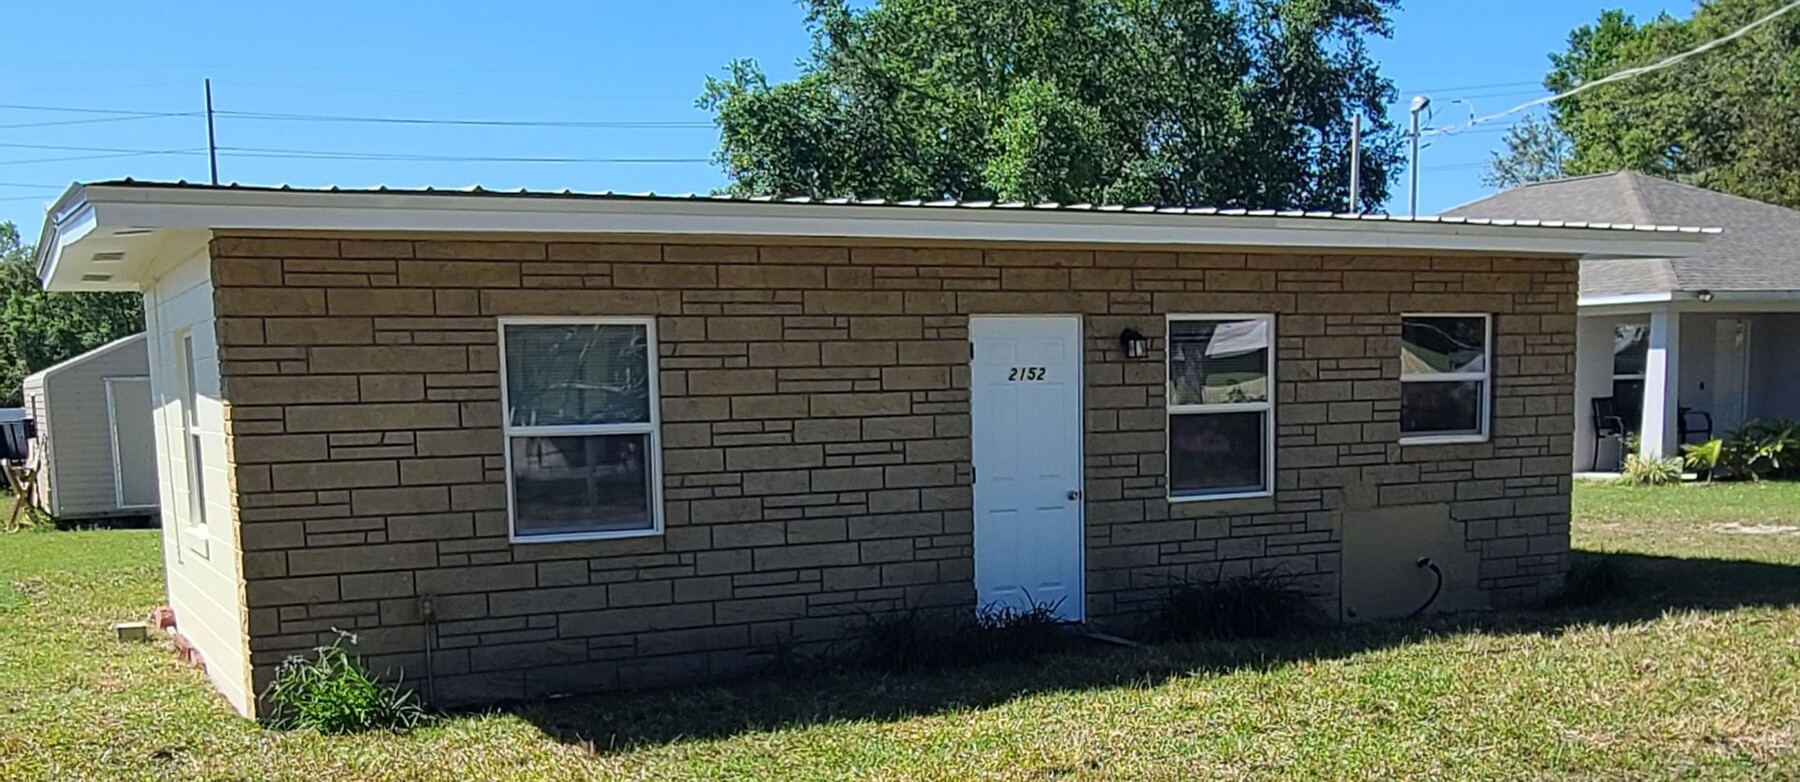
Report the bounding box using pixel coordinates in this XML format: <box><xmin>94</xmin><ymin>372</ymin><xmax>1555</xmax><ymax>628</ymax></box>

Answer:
<box><xmin>970</xmin><ymin>466</ymin><xmax>977</xmax><ymax>484</ymax></box>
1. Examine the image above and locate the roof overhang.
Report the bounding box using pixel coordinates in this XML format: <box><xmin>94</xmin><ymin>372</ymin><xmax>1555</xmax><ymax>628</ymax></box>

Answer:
<box><xmin>1581</xmin><ymin>288</ymin><xmax>1800</xmax><ymax>313</ymax></box>
<box><xmin>37</xmin><ymin>182</ymin><xmax>1719</xmax><ymax>292</ymax></box>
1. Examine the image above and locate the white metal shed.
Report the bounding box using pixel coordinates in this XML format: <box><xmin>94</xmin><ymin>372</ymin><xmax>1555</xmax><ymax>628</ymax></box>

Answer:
<box><xmin>21</xmin><ymin>333</ymin><xmax>159</xmax><ymax>520</ymax></box>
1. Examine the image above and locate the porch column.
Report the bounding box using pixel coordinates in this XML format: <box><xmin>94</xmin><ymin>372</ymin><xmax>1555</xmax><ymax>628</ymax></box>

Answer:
<box><xmin>1640</xmin><ymin>306</ymin><xmax>1681</xmax><ymax>459</ymax></box>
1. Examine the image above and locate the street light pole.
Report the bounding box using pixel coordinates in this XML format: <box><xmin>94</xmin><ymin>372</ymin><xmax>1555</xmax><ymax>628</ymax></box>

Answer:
<box><xmin>1408</xmin><ymin>95</ymin><xmax>1431</xmax><ymax>218</ymax></box>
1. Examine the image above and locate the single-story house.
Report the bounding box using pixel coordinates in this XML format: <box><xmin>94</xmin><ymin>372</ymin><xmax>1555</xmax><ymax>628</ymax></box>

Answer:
<box><xmin>1447</xmin><ymin>172</ymin><xmax>1800</xmax><ymax>469</ymax></box>
<box><xmin>35</xmin><ymin>180</ymin><xmax>1708</xmax><ymax>717</ymax></box>
<box><xmin>21</xmin><ymin>332</ymin><xmax>159</xmax><ymax>520</ymax></box>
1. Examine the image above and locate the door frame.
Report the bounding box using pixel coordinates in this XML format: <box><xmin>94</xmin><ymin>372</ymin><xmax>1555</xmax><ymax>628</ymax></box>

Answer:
<box><xmin>1711</xmin><ymin>316</ymin><xmax>1751</xmax><ymax>431</ymax></box>
<box><xmin>103</xmin><ymin>375</ymin><xmax>159</xmax><ymax>510</ymax></box>
<box><xmin>968</xmin><ymin>313</ymin><xmax>1087</xmax><ymax>622</ymax></box>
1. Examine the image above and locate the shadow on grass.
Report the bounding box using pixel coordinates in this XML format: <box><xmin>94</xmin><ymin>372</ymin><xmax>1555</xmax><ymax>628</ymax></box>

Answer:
<box><xmin>509</xmin><ymin>551</ymin><xmax>1800</xmax><ymax>755</ymax></box>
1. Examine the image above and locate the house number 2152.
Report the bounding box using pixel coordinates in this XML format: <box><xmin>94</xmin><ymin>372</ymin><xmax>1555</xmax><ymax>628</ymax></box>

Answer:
<box><xmin>1007</xmin><ymin>367</ymin><xmax>1047</xmax><ymax>381</ymax></box>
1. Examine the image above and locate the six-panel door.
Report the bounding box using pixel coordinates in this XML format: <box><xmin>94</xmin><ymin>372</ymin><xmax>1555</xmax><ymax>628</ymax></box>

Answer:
<box><xmin>969</xmin><ymin>315</ymin><xmax>1085</xmax><ymax>622</ymax></box>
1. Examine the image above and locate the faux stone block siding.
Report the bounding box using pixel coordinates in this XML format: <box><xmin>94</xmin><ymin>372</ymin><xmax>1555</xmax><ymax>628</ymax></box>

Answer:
<box><xmin>210</xmin><ymin>234</ymin><xmax>1576</xmax><ymax>706</ymax></box>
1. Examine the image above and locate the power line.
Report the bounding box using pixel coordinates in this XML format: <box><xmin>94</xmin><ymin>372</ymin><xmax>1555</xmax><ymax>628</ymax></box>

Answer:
<box><xmin>0</xmin><ymin>149</ymin><xmax>203</xmax><ymax>167</ymax></box>
<box><xmin>0</xmin><ymin>113</ymin><xmax>200</xmax><ymax>131</ymax></box>
<box><xmin>0</xmin><ymin>182</ymin><xmax>64</xmax><ymax>189</ymax></box>
<box><xmin>0</xmin><ymin>102</ymin><xmax>189</xmax><ymax>117</ymax></box>
<box><xmin>1401</xmin><ymin>79</ymin><xmax>1542</xmax><ymax>94</ymax></box>
<box><xmin>0</xmin><ymin>141</ymin><xmax>202</xmax><ymax>154</ymax></box>
<box><xmin>217</xmin><ymin>146</ymin><xmax>709</xmax><ymax>164</ymax></box>
<box><xmin>1428</xmin><ymin>0</ymin><xmax>1800</xmax><ymax>136</ymax></box>
<box><xmin>214</xmin><ymin>110</ymin><xmax>712</xmax><ymax>130</ymax></box>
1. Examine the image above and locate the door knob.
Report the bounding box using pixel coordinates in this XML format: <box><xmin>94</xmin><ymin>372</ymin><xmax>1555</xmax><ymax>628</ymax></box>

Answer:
<box><xmin>1067</xmin><ymin>490</ymin><xmax>1082</xmax><ymax>501</ymax></box>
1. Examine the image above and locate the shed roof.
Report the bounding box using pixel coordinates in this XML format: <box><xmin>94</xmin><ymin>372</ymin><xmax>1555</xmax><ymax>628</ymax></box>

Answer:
<box><xmin>1445</xmin><ymin>171</ymin><xmax>1800</xmax><ymax>298</ymax></box>
<box><xmin>21</xmin><ymin>332</ymin><xmax>146</xmax><ymax>385</ymax></box>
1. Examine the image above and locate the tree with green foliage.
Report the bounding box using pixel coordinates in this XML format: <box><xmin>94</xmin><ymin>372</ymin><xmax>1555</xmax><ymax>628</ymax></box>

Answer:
<box><xmin>701</xmin><ymin>0</ymin><xmax>1405</xmax><ymax>212</ymax></box>
<box><xmin>1517</xmin><ymin>1</ymin><xmax>1800</xmax><ymax>207</ymax></box>
<box><xmin>0</xmin><ymin>222</ymin><xmax>144</xmax><ymax>407</ymax></box>
<box><xmin>1483</xmin><ymin>114</ymin><xmax>1572</xmax><ymax>189</ymax></box>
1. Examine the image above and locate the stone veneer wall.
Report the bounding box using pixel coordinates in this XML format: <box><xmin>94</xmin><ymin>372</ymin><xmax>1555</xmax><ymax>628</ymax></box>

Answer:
<box><xmin>210</xmin><ymin>234</ymin><xmax>1576</xmax><ymax>706</ymax></box>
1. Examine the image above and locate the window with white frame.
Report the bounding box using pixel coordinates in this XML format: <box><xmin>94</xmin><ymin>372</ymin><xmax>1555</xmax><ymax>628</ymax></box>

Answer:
<box><xmin>1399</xmin><ymin>314</ymin><xmax>1491</xmax><ymax>441</ymax></box>
<box><xmin>1167</xmin><ymin>315</ymin><xmax>1275</xmax><ymax>500</ymax></box>
<box><xmin>173</xmin><ymin>329</ymin><xmax>208</xmax><ymax>530</ymax></box>
<box><xmin>499</xmin><ymin>319</ymin><xmax>662</xmax><ymax>541</ymax></box>
<box><xmin>1610</xmin><ymin>321</ymin><xmax>1650</xmax><ymax>434</ymax></box>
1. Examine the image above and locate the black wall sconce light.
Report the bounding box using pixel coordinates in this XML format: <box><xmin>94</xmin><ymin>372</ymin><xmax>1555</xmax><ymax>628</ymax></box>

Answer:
<box><xmin>1119</xmin><ymin>327</ymin><xmax>1148</xmax><ymax>359</ymax></box>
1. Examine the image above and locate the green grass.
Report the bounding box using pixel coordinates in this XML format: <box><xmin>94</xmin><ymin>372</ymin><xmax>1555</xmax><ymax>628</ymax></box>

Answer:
<box><xmin>6</xmin><ymin>484</ymin><xmax>1800</xmax><ymax>780</ymax></box>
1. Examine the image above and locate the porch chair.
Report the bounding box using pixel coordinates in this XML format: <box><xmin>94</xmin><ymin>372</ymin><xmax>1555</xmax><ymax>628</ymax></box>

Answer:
<box><xmin>1591</xmin><ymin>396</ymin><xmax>1628</xmax><ymax>471</ymax></box>
<box><xmin>1679</xmin><ymin>407</ymin><xmax>1713</xmax><ymax>445</ymax></box>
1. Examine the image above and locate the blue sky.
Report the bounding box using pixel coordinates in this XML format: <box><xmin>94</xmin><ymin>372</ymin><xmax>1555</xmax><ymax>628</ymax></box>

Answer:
<box><xmin>2</xmin><ymin>0</ymin><xmax>1681</xmax><ymax>236</ymax></box>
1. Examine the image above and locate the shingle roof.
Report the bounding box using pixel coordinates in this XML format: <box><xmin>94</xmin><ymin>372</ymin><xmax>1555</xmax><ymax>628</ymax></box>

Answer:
<box><xmin>1445</xmin><ymin>171</ymin><xmax>1800</xmax><ymax>297</ymax></box>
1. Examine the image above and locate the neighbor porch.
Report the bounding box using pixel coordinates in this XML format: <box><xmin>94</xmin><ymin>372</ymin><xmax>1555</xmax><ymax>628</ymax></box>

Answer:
<box><xmin>1575</xmin><ymin>295</ymin><xmax>1800</xmax><ymax>471</ymax></box>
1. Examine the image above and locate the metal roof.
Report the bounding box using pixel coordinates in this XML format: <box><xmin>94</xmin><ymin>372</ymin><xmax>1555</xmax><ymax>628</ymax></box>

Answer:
<box><xmin>84</xmin><ymin>178</ymin><xmax>1723</xmax><ymax>236</ymax></box>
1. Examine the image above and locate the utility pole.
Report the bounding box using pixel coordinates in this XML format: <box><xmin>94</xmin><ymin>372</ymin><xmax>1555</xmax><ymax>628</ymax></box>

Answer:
<box><xmin>204</xmin><ymin>78</ymin><xmax>219</xmax><ymax>186</ymax></box>
<box><xmin>1348</xmin><ymin>113</ymin><xmax>1362</xmax><ymax>213</ymax></box>
<box><xmin>1408</xmin><ymin>95</ymin><xmax>1430</xmax><ymax>218</ymax></box>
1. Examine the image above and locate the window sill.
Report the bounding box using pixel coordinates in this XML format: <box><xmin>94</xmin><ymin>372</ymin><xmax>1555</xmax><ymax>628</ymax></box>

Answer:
<box><xmin>511</xmin><ymin>527</ymin><xmax>663</xmax><ymax>545</ymax></box>
<box><xmin>1398</xmin><ymin>434</ymin><xmax>1490</xmax><ymax>446</ymax></box>
<box><xmin>1169</xmin><ymin>489</ymin><xmax>1273</xmax><ymax>504</ymax></box>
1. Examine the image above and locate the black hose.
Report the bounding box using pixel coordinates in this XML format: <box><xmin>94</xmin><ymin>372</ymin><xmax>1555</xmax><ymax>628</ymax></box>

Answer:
<box><xmin>1408</xmin><ymin>557</ymin><xmax>1444</xmax><ymax>618</ymax></box>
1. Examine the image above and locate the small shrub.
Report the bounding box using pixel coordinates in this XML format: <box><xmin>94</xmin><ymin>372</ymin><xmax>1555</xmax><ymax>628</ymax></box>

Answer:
<box><xmin>1145</xmin><ymin>572</ymin><xmax>1315</xmax><ymax>642</ymax></box>
<box><xmin>967</xmin><ymin>601</ymin><xmax>1071</xmax><ymax>662</ymax></box>
<box><xmin>848</xmin><ymin>605</ymin><xmax>943</xmax><ymax>673</ymax></box>
<box><xmin>1682</xmin><ymin>438</ymin><xmax>1724</xmax><ymax>481</ymax></box>
<box><xmin>849</xmin><ymin>600</ymin><xmax>1073</xmax><ymax>672</ymax></box>
<box><xmin>1720</xmin><ymin>418</ymin><xmax>1800</xmax><ymax>481</ymax></box>
<box><xmin>1618</xmin><ymin>454</ymin><xmax>1683</xmax><ymax>486</ymax></box>
<box><xmin>1548</xmin><ymin>555</ymin><xmax>1630</xmax><ymax>608</ymax></box>
<box><xmin>265</xmin><ymin>632</ymin><xmax>426</xmax><ymax>734</ymax></box>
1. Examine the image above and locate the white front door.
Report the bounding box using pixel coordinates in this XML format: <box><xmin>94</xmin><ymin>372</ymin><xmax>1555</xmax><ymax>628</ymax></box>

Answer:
<box><xmin>969</xmin><ymin>316</ymin><xmax>1085</xmax><ymax>622</ymax></box>
<box><xmin>1712</xmin><ymin>317</ymin><xmax>1750</xmax><ymax>432</ymax></box>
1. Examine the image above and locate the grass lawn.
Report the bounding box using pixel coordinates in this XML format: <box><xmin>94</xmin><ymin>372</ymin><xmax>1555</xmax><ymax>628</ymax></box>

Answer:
<box><xmin>6</xmin><ymin>484</ymin><xmax>1800</xmax><ymax>780</ymax></box>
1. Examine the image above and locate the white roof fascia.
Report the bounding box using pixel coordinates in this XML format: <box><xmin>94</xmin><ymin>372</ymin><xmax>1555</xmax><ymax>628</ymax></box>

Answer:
<box><xmin>1578</xmin><ymin>292</ymin><xmax>1679</xmax><ymax>308</ymax></box>
<box><xmin>71</xmin><ymin>184</ymin><xmax>1711</xmax><ymax>260</ymax></box>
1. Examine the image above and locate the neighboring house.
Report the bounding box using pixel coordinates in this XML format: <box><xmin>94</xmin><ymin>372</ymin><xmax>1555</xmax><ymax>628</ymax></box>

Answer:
<box><xmin>1448</xmin><ymin>171</ymin><xmax>1800</xmax><ymax>470</ymax></box>
<box><xmin>35</xmin><ymin>181</ymin><xmax>1705</xmax><ymax>717</ymax></box>
<box><xmin>20</xmin><ymin>333</ymin><xmax>160</xmax><ymax>521</ymax></box>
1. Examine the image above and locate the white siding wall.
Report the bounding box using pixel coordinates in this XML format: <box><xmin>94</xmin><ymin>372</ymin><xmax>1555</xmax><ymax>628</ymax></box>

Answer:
<box><xmin>38</xmin><ymin>336</ymin><xmax>151</xmax><ymax>518</ymax></box>
<box><xmin>144</xmin><ymin>245</ymin><xmax>249</xmax><ymax>716</ymax></box>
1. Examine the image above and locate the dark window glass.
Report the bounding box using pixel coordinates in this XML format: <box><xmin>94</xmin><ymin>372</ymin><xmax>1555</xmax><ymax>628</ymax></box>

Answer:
<box><xmin>505</xmin><ymin>324</ymin><xmax>651</xmax><ymax>427</ymax></box>
<box><xmin>1169</xmin><ymin>319</ymin><xmax>1270</xmax><ymax>406</ymax></box>
<box><xmin>1399</xmin><ymin>381</ymin><xmax>1483</xmax><ymax>436</ymax></box>
<box><xmin>1401</xmin><ymin>316</ymin><xmax>1487</xmax><ymax>375</ymax></box>
<box><xmin>1612</xmin><ymin>379</ymin><xmax>1645</xmax><ymax>434</ymax></box>
<box><xmin>1612</xmin><ymin>323</ymin><xmax>1649</xmax><ymax>377</ymax></box>
<box><xmin>1169</xmin><ymin>411</ymin><xmax>1265</xmax><ymax>497</ymax></box>
<box><xmin>510</xmin><ymin>434</ymin><xmax>653</xmax><ymax>536</ymax></box>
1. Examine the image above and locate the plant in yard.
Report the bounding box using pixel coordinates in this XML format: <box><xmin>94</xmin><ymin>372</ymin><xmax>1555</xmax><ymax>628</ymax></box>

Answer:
<box><xmin>966</xmin><ymin>601</ymin><xmax>1072</xmax><ymax>662</ymax></box>
<box><xmin>1547</xmin><ymin>554</ymin><xmax>1630</xmax><ymax>608</ymax></box>
<box><xmin>1720</xmin><ymin>418</ymin><xmax>1800</xmax><ymax>481</ymax></box>
<box><xmin>1617</xmin><ymin>454</ymin><xmax>1683</xmax><ymax>486</ymax></box>
<box><xmin>849</xmin><ymin>600</ymin><xmax>1072</xmax><ymax>672</ymax></box>
<box><xmin>1681</xmin><ymin>438</ymin><xmax>1724</xmax><ymax>482</ymax></box>
<box><xmin>264</xmin><ymin>630</ymin><xmax>426</xmax><ymax>734</ymax></box>
<box><xmin>1144</xmin><ymin>571</ymin><xmax>1316</xmax><ymax>642</ymax></box>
